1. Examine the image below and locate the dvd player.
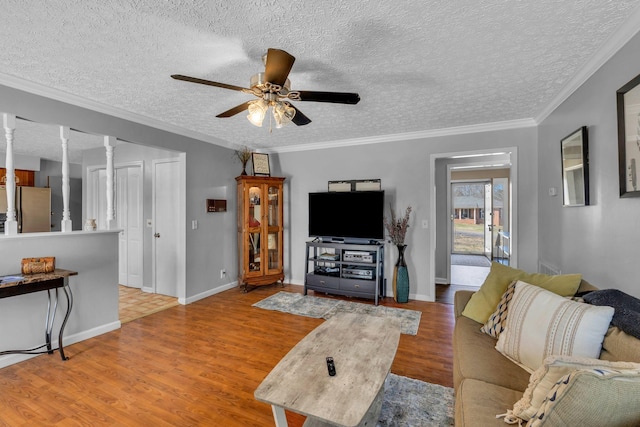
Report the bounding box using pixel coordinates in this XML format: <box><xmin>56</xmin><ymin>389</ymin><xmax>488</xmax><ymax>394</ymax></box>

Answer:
<box><xmin>342</xmin><ymin>266</ymin><xmax>374</xmax><ymax>280</ymax></box>
<box><xmin>343</xmin><ymin>251</ymin><xmax>374</xmax><ymax>263</ymax></box>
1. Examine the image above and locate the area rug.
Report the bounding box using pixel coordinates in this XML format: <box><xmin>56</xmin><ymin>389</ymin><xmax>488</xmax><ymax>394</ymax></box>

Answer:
<box><xmin>378</xmin><ymin>374</ymin><xmax>455</xmax><ymax>426</ymax></box>
<box><xmin>252</xmin><ymin>291</ymin><xmax>422</xmax><ymax>335</ymax></box>
<box><xmin>451</xmin><ymin>254</ymin><xmax>491</xmax><ymax>267</ymax></box>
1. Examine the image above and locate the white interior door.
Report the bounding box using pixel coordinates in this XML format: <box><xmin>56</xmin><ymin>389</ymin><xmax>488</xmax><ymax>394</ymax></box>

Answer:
<box><xmin>153</xmin><ymin>159</ymin><xmax>180</xmax><ymax>297</ymax></box>
<box><xmin>87</xmin><ymin>168</ymin><xmax>107</xmax><ymax>229</ymax></box>
<box><xmin>484</xmin><ymin>182</ymin><xmax>493</xmax><ymax>259</ymax></box>
<box><xmin>117</xmin><ymin>166</ymin><xmax>143</xmax><ymax>287</ymax></box>
<box><xmin>492</xmin><ymin>177</ymin><xmax>509</xmax><ymax>260</ymax></box>
<box><xmin>88</xmin><ymin>163</ymin><xmax>143</xmax><ymax>287</ymax></box>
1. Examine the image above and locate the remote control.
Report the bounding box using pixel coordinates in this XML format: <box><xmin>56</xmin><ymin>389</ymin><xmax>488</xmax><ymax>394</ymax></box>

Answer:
<box><xmin>326</xmin><ymin>357</ymin><xmax>336</xmax><ymax>376</ymax></box>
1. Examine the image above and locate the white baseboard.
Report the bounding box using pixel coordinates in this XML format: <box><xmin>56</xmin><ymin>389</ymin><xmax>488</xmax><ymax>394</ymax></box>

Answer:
<box><xmin>180</xmin><ymin>281</ymin><xmax>238</xmax><ymax>305</ymax></box>
<box><xmin>435</xmin><ymin>277</ymin><xmax>448</xmax><ymax>285</ymax></box>
<box><xmin>0</xmin><ymin>320</ymin><xmax>121</xmax><ymax>369</ymax></box>
<box><xmin>411</xmin><ymin>293</ymin><xmax>436</xmax><ymax>302</ymax></box>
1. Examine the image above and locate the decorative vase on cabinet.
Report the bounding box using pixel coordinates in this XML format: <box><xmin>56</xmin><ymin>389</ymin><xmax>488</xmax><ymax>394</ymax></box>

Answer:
<box><xmin>236</xmin><ymin>176</ymin><xmax>285</xmax><ymax>292</ymax></box>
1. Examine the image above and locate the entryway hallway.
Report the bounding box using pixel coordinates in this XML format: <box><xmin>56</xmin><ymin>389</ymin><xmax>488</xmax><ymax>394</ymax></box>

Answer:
<box><xmin>119</xmin><ymin>285</ymin><xmax>179</xmax><ymax>323</ymax></box>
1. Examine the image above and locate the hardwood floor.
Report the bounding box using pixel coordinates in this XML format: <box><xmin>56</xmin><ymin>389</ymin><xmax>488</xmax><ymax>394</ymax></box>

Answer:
<box><xmin>119</xmin><ymin>285</ymin><xmax>179</xmax><ymax>324</ymax></box>
<box><xmin>0</xmin><ymin>284</ymin><xmax>454</xmax><ymax>426</ymax></box>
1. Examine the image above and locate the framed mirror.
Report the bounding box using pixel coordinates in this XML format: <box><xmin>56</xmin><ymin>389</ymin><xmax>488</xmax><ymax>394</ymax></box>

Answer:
<box><xmin>561</xmin><ymin>126</ymin><xmax>589</xmax><ymax>206</ymax></box>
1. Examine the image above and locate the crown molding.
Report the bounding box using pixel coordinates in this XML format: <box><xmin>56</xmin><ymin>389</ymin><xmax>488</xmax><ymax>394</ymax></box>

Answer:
<box><xmin>535</xmin><ymin>5</ymin><xmax>640</xmax><ymax>123</ymax></box>
<box><xmin>269</xmin><ymin>118</ymin><xmax>537</xmax><ymax>154</ymax></box>
<box><xmin>0</xmin><ymin>73</ymin><xmax>236</xmax><ymax>150</ymax></box>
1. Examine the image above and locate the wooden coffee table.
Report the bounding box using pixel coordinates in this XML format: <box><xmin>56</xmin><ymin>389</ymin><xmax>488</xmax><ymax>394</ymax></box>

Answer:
<box><xmin>255</xmin><ymin>312</ymin><xmax>401</xmax><ymax>427</ymax></box>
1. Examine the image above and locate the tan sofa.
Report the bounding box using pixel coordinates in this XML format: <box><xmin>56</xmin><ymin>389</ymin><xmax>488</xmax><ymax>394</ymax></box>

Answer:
<box><xmin>453</xmin><ymin>281</ymin><xmax>640</xmax><ymax>426</ymax></box>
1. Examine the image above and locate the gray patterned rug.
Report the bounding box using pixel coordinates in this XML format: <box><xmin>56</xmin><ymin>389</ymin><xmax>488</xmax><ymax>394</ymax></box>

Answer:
<box><xmin>252</xmin><ymin>291</ymin><xmax>422</xmax><ymax>335</ymax></box>
<box><xmin>451</xmin><ymin>254</ymin><xmax>491</xmax><ymax>267</ymax></box>
<box><xmin>379</xmin><ymin>374</ymin><xmax>455</xmax><ymax>426</ymax></box>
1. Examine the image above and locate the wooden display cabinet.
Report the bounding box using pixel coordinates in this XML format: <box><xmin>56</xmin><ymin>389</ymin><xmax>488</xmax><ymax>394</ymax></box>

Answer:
<box><xmin>236</xmin><ymin>176</ymin><xmax>285</xmax><ymax>292</ymax></box>
<box><xmin>0</xmin><ymin>168</ymin><xmax>35</xmax><ymax>187</ymax></box>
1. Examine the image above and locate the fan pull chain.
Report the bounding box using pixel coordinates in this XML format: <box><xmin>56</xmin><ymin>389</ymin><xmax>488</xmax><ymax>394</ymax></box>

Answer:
<box><xmin>269</xmin><ymin>109</ymin><xmax>273</xmax><ymax>133</ymax></box>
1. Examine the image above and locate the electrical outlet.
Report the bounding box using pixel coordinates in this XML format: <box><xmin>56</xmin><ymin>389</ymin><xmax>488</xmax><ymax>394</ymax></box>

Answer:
<box><xmin>220</xmin><ymin>269</ymin><xmax>226</xmax><ymax>279</ymax></box>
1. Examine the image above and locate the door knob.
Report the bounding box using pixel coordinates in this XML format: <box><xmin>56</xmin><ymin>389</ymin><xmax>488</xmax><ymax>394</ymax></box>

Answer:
<box><xmin>154</xmin><ymin>233</ymin><xmax>160</xmax><ymax>238</ymax></box>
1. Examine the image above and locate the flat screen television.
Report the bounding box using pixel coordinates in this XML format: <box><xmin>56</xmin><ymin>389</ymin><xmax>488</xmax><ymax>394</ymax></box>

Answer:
<box><xmin>308</xmin><ymin>191</ymin><xmax>385</xmax><ymax>242</ymax></box>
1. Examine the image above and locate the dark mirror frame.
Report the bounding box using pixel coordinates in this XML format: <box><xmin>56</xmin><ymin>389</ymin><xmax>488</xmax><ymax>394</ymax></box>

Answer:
<box><xmin>561</xmin><ymin>126</ymin><xmax>589</xmax><ymax>207</ymax></box>
<box><xmin>617</xmin><ymin>72</ymin><xmax>640</xmax><ymax>197</ymax></box>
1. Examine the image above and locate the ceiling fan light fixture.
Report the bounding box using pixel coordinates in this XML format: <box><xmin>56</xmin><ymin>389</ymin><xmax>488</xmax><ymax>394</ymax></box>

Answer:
<box><xmin>173</xmin><ymin>48</ymin><xmax>359</xmax><ymax>129</ymax></box>
<box><xmin>247</xmin><ymin>99</ymin><xmax>268</xmax><ymax>127</ymax></box>
<box><xmin>273</xmin><ymin>102</ymin><xmax>296</xmax><ymax>128</ymax></box>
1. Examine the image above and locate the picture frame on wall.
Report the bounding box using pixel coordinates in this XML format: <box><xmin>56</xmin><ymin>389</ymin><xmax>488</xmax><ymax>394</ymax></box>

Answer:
<box><xmin>617</xmin><ymin>72</ymin><xmax>640</xmax><ymax>197</ymax></box>
<box><xmin>560</xmin><ymin>126</ymin><xmax>589</xmax><ymax>207</ymax></box>
<box><xmin>252</xmin><ymin>153</ymin><xmax>271</xmax><ymax>176</ymax></box>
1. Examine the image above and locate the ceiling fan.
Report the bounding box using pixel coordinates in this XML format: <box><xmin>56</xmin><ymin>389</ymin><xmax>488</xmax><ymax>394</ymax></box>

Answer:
<box><xmin>171</xmin><ymin>48</ymin><xmax>360</xmax><ymax>128</ymax></box>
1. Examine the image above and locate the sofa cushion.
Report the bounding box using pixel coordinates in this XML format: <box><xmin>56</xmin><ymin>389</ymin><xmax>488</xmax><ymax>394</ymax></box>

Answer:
<box><xmin>453</xmin><ymin>314</ymin><xmax>530</xmax><ymax>391</ymax></box>
<box><xmin>600</xmin><ymin>326</ymin><xmax>640</xmax><ymax>363</ymax></box>
<box><xmin>461</xmin><ymin>262</ymin><xmax>582</xmax><ymax>324</ymax></box>
<box><xmin>455</xmin><ymin>379</ymin><xmax>522</xmax><ymax>427</ymax></box>
<box><xmin>528</xmin><ymin>367</ymin><xmax>640</xmax><ymax>427</ymax></box>
<box><xmin>496</xmin><ymin>281</ymin><xmax>614</xmax><ymax>372</ymax></box>
<box><xmin>507</xmin><ymin>355</ymin><xmax>640</xmax><ymax>423</ymax></box>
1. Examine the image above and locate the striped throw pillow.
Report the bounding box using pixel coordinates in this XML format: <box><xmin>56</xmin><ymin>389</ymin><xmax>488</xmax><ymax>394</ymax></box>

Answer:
<box><xmin>495</xmin><ymin>281</ymin><xmax>614</xmax><ymax>373</ymax></box>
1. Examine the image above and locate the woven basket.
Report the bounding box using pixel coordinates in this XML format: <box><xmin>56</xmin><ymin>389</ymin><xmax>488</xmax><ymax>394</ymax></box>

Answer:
<box><xmin>21</xmin><ymin>257</ymin><xmax>55</xmax><ymax>274</ymax></box>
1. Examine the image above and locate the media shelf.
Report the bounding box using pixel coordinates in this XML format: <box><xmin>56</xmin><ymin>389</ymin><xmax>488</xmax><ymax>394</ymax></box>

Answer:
<box><xmin>304</xmin><ymin>241</ymin><xmax>385</xmax><ymax>305</ymax></box>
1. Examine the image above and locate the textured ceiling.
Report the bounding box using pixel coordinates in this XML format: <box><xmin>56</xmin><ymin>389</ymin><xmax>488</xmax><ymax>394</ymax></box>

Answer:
<box><xmin>1</xmin><ymin>0</ymin><xmax>640</xmax><ymax>163</ymax></box>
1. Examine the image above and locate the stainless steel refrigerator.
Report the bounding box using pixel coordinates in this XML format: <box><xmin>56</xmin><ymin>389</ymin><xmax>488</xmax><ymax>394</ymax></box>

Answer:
<box><xmin>0</xmin><ymin>186</ymin><xmax>51</xmax><ymax>233</ymax></box>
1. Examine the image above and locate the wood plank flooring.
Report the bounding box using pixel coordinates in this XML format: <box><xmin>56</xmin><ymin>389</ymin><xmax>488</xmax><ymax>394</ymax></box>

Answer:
<box><xmin>0</xmin><ymin>284</ymin><xmax>455</xmax><ymax>427</ymax></box>
<box><xmin>119</xmin><ymin>286</ymin><xmax>179</xmax><ymax>324</ymax></box>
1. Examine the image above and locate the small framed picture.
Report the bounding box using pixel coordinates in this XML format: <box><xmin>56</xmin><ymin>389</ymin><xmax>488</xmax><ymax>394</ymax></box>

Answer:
<box><xmin>252</xmin><ymin>153</ymin><xmax>271</xmax><ymax>176</ymax></box>
<box><xmin>617</xmin><ymin>72</ymin><xmax>640</xmax><ymax>197</ymax></box>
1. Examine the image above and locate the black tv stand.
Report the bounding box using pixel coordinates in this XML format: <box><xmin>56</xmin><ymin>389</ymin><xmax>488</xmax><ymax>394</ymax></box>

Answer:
<box><xmin>304</xmin><ymin>241</ymin><xmax>385</xmax><ymax>305</ymax></box>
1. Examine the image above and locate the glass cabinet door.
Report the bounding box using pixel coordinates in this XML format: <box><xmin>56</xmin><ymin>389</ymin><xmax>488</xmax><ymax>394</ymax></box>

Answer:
<box><xmin>266</xmin><ymin>185</ymin><xmax>281</xmax><ymax>272</ymax></box>
<box><xmin>248</xmin><ymin>185</ymin><xmax>262</xmax><ymax>274</ymax></box>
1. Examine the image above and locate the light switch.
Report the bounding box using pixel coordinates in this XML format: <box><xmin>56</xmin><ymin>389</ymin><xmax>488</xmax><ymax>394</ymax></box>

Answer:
<box><xmin>548</xmin><ymin>187</ymin><xmax>558</xmax><ymax>197</ymax></box>
<box><xmin>192</xmin><ymin>220</ymin><xmax>198</xmax><ymax>230</ymax></box>
<box><xmin>422</xmin><ymin>220</ymin><xmax>429</xmax><ymax>229</ymax></box>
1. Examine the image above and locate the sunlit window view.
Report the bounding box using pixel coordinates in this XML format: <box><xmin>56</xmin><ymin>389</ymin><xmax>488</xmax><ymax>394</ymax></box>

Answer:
<box><xmin>452</xmin><ymin>182</ymin><xmax>506</xmax><ymax>258</ymax></box>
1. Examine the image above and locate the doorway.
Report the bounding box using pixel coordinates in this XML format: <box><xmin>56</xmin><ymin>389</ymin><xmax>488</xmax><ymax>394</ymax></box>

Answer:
<box><xmin>451</xmin><ymin>181</ymin><xmax>489</xmax><ymax>256</ymax></box>
<box><xmin>87</xmin><ymin>162</ymin><xmax>144</xmax><ymax>288</ymax></box>
<box><xmin>449</xmin><ymin>171</ymin><xmax>510</xmax><ymax>286</ymax></box>
<box><xmin>430</xmin><ymin>148</ymin><xmax>517</xmax><ymax>297</ymax></box>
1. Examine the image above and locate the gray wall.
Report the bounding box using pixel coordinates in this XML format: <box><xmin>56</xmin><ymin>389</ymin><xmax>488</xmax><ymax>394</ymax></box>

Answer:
<box><xmin>538</xmin><ymin>30</ymin><xmax>640</xmax><ymax>298</ymax></box>
<box><xmin>0</xmin><ymin>231</ymin><xmax>119</xmax><ymax>368</ymax></box>
<box><xmin>275</xmin><ymin>126</ymin><xmax>538</xmax><ymax>301</ymax></box>
<box><xmin>0</xmin><ymin>84</ymin><xmax>239</xmax><ymax>301</ymax></box>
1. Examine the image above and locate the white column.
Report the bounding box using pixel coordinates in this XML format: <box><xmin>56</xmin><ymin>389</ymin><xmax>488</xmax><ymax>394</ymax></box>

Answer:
<box><xmin>3</xmin><ymin>113</ymin><xmax>18</xmax><ymax>235</ymax></box>
<box><xmin>104</xmin><ymin>135</ymin><xmax>117</xmax><ymax>230</ymax></box>
<box><xmin>60</xmin><ymin>126</ymin><xmax>73</xmax><ymax>232</ymax></box>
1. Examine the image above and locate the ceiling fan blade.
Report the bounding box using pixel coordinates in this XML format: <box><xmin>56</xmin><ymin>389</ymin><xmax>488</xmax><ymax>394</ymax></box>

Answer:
<box><xmin>290</xmin><ymin>105</ymin><xmax>311</xmax><ymax>126</ymax></box>
<box><xmin>297</xmin><ymin>91</ymin><xmax>361</xmax><ymax>104</ymax></box>
<box><xmin>216</xmin><ymin>101</ymin><xmax>252</xmax><ymax>118</ymax></box>
<box><xmin>171</xmin><ymin>74</ymin><xmax>249</xmax><ymax>92</ymax></box>
<box><xmin>264</xmin><ymin>49</ymin><xmax>296</xmax><ymax>86</ymax></box>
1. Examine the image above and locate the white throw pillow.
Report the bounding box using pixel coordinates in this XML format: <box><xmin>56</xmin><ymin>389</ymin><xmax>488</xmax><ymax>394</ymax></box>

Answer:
<box><xmin>506</xmin><ymin>355</ymin><xmax>640</xmax><ymax>423</ymax></box>
<box><xmin>495</xmin><ymin>281</ymin><xmax>614</xmax><ymax>373</ymax></box>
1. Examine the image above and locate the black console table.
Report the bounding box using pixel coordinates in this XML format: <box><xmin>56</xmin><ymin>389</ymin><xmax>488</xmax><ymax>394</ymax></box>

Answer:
<box><xmin>0</xmin><ymin>269</ymin><xmax>77</xmax><ymax>361</ymax></box>
<box><xmin>305</xmin><ymin>241</ymin><xmax>385</xmax><ymax>305</ymax></box>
